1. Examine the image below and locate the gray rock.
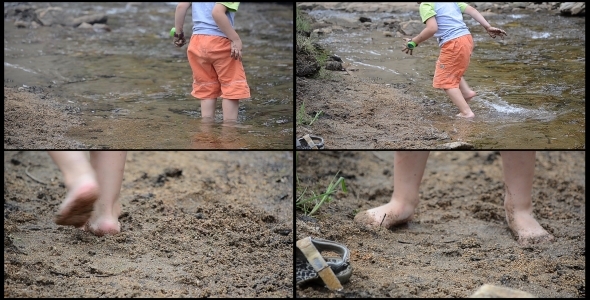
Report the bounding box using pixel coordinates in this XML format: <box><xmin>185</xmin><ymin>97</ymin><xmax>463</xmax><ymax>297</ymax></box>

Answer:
<box><xmin>470</xmin><ymin>284</ymin><xmax>535</xmax><ymax>298</ymax></box>
<box><xmin>77</xmin><ymin>22</ymin><xmax>93</xmax><ymax>29</ymax></box>
<box><xmin>71</xmin><ymin>14</ymin><xmax>108</xmax><ymax>27</ymax></box>
<box><xmin>436</xmin><ymin>142</ymin><xmax>475</xmax><ymax>150</ymax></box>
<box><xmin>398</xmin><ymin>20</ymin><xmax>424</xmax><ymax>36</ymax></box>
<box><xmin>35</xmin><ymin>7</ymin><xmax>69</xmax><ymax>26</ymax></box>
<box><xmin>560</xmin><ymin>2</ymin><xmax>585</xmax><ymax>16</ymax></box>
<box><xmin>14</xmin><ymin>20</ymin><xmax>28</xmax><ymax>28</ymax></box>
<box><xmin>325</xmin><ymin>61</ymin><xmax>344</xmax><ymax>71</ymax></box>
<box><xmin>92</xmin><ymin>23</ymin><xmax>111</xmax><ymax>33</ymax></box>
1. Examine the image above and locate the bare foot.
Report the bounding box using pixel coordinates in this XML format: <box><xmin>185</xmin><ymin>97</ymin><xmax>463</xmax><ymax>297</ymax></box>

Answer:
<box><xmin>505</xmin><ymin>209</ymin><xmax>554</xmax><ymax>246</ymax></box>
<box><xmin>456</xmin><ymin>112</ymin><xmax>475</xmax><ymax>118</ymax></box>
<box><xmin>354</xmin><ymin>200</ymin><xmax>416</xmax><ymax>229</ymax></box>
<box><xmin>83</xmin><ymin>217</ymin><xmax>121</xmax><ymax>237</ymax></box>
<box><xmin>55</xmin><ymin>175</ymin><xmax>99</xmax><ymax>227</ymax></box>
<box><xmin>463</xmin><ymin>91</ymin><xmax>477</xmax><ymax>103</ymax></box>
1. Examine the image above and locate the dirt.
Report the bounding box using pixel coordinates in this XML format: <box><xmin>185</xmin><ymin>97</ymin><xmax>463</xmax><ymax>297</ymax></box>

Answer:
<box><xmin>297</xmin><ymin>75</ymin><xmax>451</xmax><ymax>149</ymax></box>
<box><xmin>4</xmin><ymin>151</ymin><xmax>293</xmax><ymax>297</ymax></box>
<box><xmin>295</xmin><ymin>151</ymin><xmax>585</xmax><ymax>298</ymax></box>
<box><xmin>4</xmin><ymin>86</ymin><xmax>88</xmax><ymax>149</ymax></box>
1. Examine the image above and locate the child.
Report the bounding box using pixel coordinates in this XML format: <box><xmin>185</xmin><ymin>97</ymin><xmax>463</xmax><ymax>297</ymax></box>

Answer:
<box><xmin>354</xmin><ymin>151</ymin><xmax>555</xmax><ymax>246</ymax></box>
<box><xmin>174</xmin><ymin>2</ymin><xmax>250</xmax><ymax>123</ymax></box>
<box><xmin>49</xmin><ymin>151</ymin><xmax>127</xmax><ymax>236</ymax></box>
<box><xmin>401</xmin><ymin>3</ymin><xmax>507</xmax><ymax>118</ymax></box>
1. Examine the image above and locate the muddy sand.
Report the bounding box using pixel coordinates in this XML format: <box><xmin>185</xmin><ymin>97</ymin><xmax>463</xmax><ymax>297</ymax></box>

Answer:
<box><xmin>297</xmin><ymin>75</ymin><xmax>452</xmax><ymax>149</ymax></box>
<box><xmin>296</xmin><ymin>151</ymin><xmax>585</xmax><ymax>297</ymax></box>
<box><xmin>4</xmin><ymin>151</ymin><xmax>293</xmax><ymax>297</ymax></box>
<box><xmin>4</xmin><ymin>86</ymin><xmax>88</xmax><ymax>149</ymax></box>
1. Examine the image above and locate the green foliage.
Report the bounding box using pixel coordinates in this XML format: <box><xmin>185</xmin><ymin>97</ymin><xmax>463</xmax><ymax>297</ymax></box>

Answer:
<box><xmin>296</xmin><ymin>6</ymin><xmax>311</xmax><ymax>34</ymax></box>
<box><xmin>296</xmin><ymin>171</ymin><xmax>347</xmax><ymax>216</ymax></box>
<box><xmin>296</xmin><ymin>102</ymin><xmax>322</xmax><ymax>126</ymax></box>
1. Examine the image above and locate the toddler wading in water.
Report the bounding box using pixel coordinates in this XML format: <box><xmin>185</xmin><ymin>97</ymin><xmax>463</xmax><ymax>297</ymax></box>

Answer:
<box><xmin>174</xmin><ymin>2</ymin><xmax>250</xmax><ymax>125</ymax></box>
<box><xmin>354</xmin><ymin>151</ymin><xmax>554</xmax><ymax>246</ymax></box>
<box><xmin>402</xmin><ymin>2</ymin><xmax>507</xmax><ymax>118</ymax></box>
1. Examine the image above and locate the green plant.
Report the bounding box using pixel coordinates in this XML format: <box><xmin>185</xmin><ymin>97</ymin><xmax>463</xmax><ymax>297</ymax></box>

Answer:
<box><xmin>297</xmin><ymin>102</ymin><xmax>322</xmax><ymax>126</ymax></box>
<box><xmin>296</xmin><ymin>171</ymin><xmax>347</xmax><ymax>216</ymax></box>
<box><xmin>296</xmin><ymin>7</ymin><xmax>311</xmax><ymax>34</ymax></box>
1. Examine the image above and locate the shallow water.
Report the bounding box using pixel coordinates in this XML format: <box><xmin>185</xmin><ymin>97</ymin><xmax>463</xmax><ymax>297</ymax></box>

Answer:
<box><xmin>308</xmin><ymin>9</ymin><xmax>585</xmax><ymax>149</ymax></box>
<box><xmin>4</xmin><ymin>2</ymin><xmax>293</xmax><ymax>149</ymax></box>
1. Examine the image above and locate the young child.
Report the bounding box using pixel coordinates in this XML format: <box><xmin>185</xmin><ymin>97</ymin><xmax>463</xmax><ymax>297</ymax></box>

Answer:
<box><xmin>354</xmin><ymin>151</ymin><xmax>555</xmax><ymax>246</ymax></box>
<box><xmin>49</xmin><ymin>151</ymin><xmax>127</xmax><ymax>237</ymax></box>
<box><xmin>174</xmin><ymin>2</ymin><xmax>250</xmax><ymax>123</ymax></box>
<box><xmin>401</xmin><ymin>3</ymin><xmax>507</xmax><ymax>118</ymax></box>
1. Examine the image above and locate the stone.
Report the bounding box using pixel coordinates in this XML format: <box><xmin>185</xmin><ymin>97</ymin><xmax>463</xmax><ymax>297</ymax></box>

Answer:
<box><xmin>559</xmin><ymin>2</ymin><xmax>585</xmax><ymax>16</ymax></box>
<box><xmin>436</xmin><ymin>142</ymin><xmax>474</xmax><ymax>150</ymax></box>
<box><xmin>398</xmin><ymin>20</ymin><xmax>424</xmax><ymax>36</ymax></box>
<box><xmin>359</xmin><ymin>16</ymin><xmax>372</xmax><ymax>23</ymax></box>
<box><xmin>14</xmin><ymin>20</ymin><xmax>28</xmax><ymax>28</ymax></box>
<box><xmin>71</xmin><ymin>13</ymin><xmax>108</xmax><ymax>27</ymax></box>
<box><xmin>325</xmin><ymin>61</ymin><xmax>344</xmax><ymax>71</ymax></box>
<box><xmin>92</xmin><ymin>23</ymin><xmax>111</xmax><ymax>33</ymax></box>
<box><xmin>77</xmin><ymin>22</ymin><xmax>93</xmax><ymax>29</ymax></box>
<box><xmin>470</xmin><ymin>284</ymin><xmax>535</xmax><ymax>298</ymax></box>
<box><xmin>35</xmin><ymin>7</ymin><xmax>68</xmax><ymax>26</ymax></box>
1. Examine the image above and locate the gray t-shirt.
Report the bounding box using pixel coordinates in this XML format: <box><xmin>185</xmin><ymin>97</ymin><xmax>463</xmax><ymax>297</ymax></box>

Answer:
<box><xmin>191</xmin><ymin>2</ymin><xmax>239</xmax><ymax>37</ymax></box>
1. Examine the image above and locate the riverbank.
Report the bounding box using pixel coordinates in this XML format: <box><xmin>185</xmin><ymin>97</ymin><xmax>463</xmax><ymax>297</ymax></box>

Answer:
<box><xmin>4</xmin><ymin>86</ymin><xmax>88</xmax><ymax>149</ymax></box>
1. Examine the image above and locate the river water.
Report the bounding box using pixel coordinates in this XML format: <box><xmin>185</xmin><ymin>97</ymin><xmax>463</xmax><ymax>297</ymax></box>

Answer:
<box><xmin>4</xmin><ymin>2</ymin><xmax>293</xmax><ymax>149</ymax></box>
<box><xmin>308</xmin><ymin>9</ymin><xmax>585</xmax><ymax>149</ymax></box>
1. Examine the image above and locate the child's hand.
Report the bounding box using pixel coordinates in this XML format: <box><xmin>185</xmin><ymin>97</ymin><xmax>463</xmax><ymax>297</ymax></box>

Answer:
<box><xmin>173</xmin><ymin>31</ymin><xmax>186</xmax><ymax>47</ymax></box>
<box><xmin>230</xmin><ymin>39</ymin><xmax>242</xmax><ymax>61</ymax></box>
<box><xmin>401</xmin><ymin>38</ymin><xmax>414</xmax><ymax>55</ymax></box>
<box><xmin>486</xmin><ymin>27</ymin><xmax>507</xmax><ymax>39</ymax></box>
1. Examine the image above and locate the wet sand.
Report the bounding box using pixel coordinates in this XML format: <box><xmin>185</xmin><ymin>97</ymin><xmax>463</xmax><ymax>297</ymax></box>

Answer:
<box><xmin>4</xmin><ymin>151</ymin><xmax>293</xmax><ymax>297</ymax></box>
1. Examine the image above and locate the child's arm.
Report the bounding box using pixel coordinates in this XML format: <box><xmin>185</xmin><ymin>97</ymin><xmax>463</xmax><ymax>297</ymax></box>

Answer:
<box><xmin>212</xmin><ymin>3</ymin><xmax>242</xmax><ymax>61</ymax></box>
<box><xmin>402</xmin><ymin>17</ymin><xmax>438</xmax><ymax>55</ymax></box>
<box><xmin>464</xmin><ymin>5</ymin><xmax>507</xmax><ymax>39</ymax></box>
<box><xmin>174</xmin><ymin>2</ymin><xmax>191</xmax><ymax>47</ymax></box>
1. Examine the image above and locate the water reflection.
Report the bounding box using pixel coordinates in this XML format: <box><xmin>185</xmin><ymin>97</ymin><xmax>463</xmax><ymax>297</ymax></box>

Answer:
<box><xmin>190</xmin><ymin>118</ymin><xmax>248</xmax><ymax>149</ymax></box>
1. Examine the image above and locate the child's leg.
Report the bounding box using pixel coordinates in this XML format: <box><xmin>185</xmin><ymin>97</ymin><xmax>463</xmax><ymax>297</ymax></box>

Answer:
<box><xmin>48</xmin><ymin>151</ymin><xmax>99</xmax><ymax>227</ymax></box>
<box><xmin>459</xmin><ymin>77</ymin><xmax>477</xmax><ymax>102</ymax></box>
<box><xmin>200</xmin><ymin>98</ymin><xmax>217</xmax><ymax>119</ymax></box>
<box><xmin>445</xmin><ymin>88</ymin><xmax>475</xmax><ymax>118</ymax></box>
<box><xmin>500</xmin><ymin>151</ymin><xmax>554</xmax><ymax>245</ymax></box>
<box><xmin>222</xmin><ymin>98</ymin><xmax>239</xmax><ymax>122</ymax></box>
<box><xmin>85</xmin><ymin>151</ymin><xmax>127</xmax><ymax>236</ymax></box>
<box><xmin>354</xmin><ymin>151</ymin><xmax>430</xmax><ymax>228</ymax></box>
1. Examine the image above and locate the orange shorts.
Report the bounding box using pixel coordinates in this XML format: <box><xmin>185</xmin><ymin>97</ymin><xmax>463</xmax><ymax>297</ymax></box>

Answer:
<box><xmin>432</xmin><ymin>34</ymin><xmax>474</xmax><ymax>89</ymax></box>
<box><xmin>187</xmin><ymin>35</ymin><xmax>250</xmax><ymax>100</ymax></box>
